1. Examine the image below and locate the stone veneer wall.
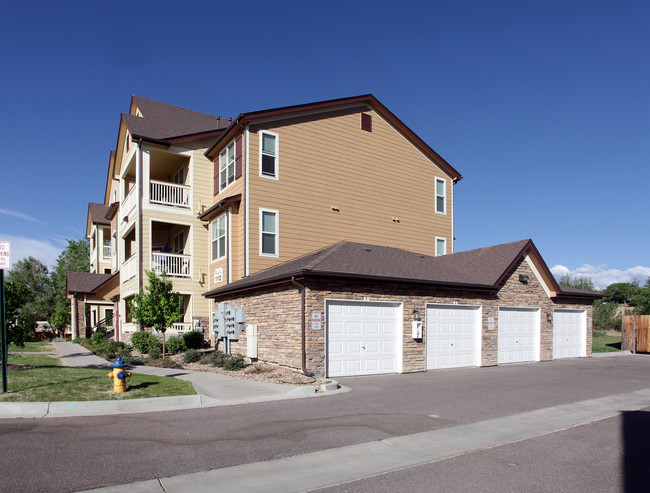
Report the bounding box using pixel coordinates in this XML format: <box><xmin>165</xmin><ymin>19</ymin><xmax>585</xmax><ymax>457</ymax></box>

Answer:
<box><xmin>210</xmin><ymin>258</ymin><xmax>593</xmax><ymax>376</ymax></box>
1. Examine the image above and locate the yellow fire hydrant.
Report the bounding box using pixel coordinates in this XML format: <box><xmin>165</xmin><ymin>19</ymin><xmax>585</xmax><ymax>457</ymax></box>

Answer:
<box><xmin>107</xmin><ymin>357</ymin><xmax>131</xmax><ymax>393</ymax></box>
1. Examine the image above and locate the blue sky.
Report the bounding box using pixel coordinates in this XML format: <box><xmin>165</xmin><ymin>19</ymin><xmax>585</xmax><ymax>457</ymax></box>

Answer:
<box><xmin>1</xmin><ymin>0</ymin><xmax>648</xmax><ymax>289</ymax></box>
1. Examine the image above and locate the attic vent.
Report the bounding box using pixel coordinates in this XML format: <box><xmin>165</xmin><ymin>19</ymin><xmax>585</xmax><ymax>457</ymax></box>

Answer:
<box><xmin>361</xmin><ymin>113</ymin><xmax>372</xmax><ymax>132</ymax></box>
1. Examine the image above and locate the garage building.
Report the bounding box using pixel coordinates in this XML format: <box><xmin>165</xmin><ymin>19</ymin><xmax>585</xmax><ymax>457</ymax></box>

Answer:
<box><xmin>204</xmin><ymin>239</ymin><xmax>600</xmax><ymax>377</ymax></box>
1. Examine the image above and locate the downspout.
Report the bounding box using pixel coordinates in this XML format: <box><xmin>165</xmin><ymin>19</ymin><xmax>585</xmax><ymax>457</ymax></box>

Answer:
<box><xmin>137</xmin><ymin>138</ymin><xmax>144</xmax><ymax>293</ymax></box>
<box><xmin>291</xmin><ymin>276</ymin><xmax>314</xmax><ymax>377</ymax></box>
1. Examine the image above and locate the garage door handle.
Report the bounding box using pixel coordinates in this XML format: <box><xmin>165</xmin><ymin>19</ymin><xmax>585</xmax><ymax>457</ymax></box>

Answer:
<box><xmin>362</xmin><ymin>346</ymin><xmax>366</xmax><ymax>350</ymax></box>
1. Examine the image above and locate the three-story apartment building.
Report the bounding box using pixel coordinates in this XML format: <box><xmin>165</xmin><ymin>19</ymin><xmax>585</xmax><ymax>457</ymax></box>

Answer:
<box><xmin>69</xmin><ymin>94</ymin><xmax>598</xmax><ymax>378</ymax></box>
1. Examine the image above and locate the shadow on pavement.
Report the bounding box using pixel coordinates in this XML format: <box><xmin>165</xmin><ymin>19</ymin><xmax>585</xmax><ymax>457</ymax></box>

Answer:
<box><xmin>623</xmin><ymin>410</ymin><xmax>650</xmax><ymax>492</ymax></box>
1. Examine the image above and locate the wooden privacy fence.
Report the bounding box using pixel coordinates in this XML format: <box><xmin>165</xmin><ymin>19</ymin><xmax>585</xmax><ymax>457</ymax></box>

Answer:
<box><xmin>622</xmin><ymin>315</ymin><xmax>650</xmax><ymax>353</ymax></box>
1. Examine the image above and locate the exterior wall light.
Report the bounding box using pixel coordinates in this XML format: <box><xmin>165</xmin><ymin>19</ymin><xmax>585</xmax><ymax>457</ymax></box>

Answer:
<box><xmin>547</xmin><ymin>312</ymin><xmax>553</xmax><ymax>323</ymax></box>
<box><xmin>413</xmin><ymin>309</ymin><xmax>421</xmax><ymax>321</ymax></box>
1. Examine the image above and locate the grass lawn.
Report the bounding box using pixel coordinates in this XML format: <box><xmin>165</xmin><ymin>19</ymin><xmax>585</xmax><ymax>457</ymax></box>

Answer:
<box><xmin>1</xmin><ymin>353</ymin><xmax>196</xmax><ymax>402</ymax></box>
<box><xmin>7</xmin><ymin>341</ymin><xmax>56</xmax><ymax>353</ymax></box>
<box><xmin>592</xmin><ymin>331</ymin><xmax>622</xmax><ymax>353</ymax></box>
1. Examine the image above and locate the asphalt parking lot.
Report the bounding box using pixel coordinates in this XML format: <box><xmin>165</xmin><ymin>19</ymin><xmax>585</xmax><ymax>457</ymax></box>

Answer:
<box><xmin>1</xmin><ymin>354</ymin><xmax>649</xmax><ymax>493</ymax></box>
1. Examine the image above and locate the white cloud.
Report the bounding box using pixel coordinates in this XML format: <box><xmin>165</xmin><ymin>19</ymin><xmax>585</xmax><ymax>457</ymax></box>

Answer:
<box><xmin>0</xmin><ymin>208</ymin><xmax>43</xmax><ymax>224</ymax></box>
<box><xmin>0</xmin><ymin>234</ymin><xmax>63</xmax><ymax>270</ymax></box>
<box><xmin>551</xmin><ymin>263</ymin><xmax>650</xmax><ymax>290</ymax></box>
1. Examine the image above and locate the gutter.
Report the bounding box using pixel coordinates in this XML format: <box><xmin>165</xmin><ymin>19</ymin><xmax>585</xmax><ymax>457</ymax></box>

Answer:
<box><xmin>291</xmin><ymin>276</ymin><xmax>314</xmax><ymax>377</ymax></box>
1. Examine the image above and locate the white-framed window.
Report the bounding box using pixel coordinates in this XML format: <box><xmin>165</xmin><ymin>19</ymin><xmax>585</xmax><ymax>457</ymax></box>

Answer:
<box><xmin>173</xmin><ymin>231</ymin><xmax>185</xmax><ymax>254</ymax></box>
<box><xmin>211</xmin><ymin>213</ymin><xmax>227</xmax><ymax>262</ymax></box>
<box><xmin>260</xmin><ymin>131</ymin><xmax>278</xmax><ymax>179</ymax></box>
<box><xmin>260</xmin><ymin>208</ymin><xmax>279</xmax><ymax>257</ymax></box>
<box><xmin>219</xmin><ymin>141</ymin><xmax>236</xmax><ymax>191</ymax></box>
<box><xmin>435</xmin><ymin>177</ymin><xmax>446</xmax><ymax>214</ymax></box>
<box><xmin>436</xmin><ymin>237</ymin><xmax>447</xmax><ymax>256</ymax></box>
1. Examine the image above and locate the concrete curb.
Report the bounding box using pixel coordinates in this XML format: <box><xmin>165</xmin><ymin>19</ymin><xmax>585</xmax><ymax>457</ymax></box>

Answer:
<box><xmin>591</xmin><ymin>350</ymin><xmax>633</xmax><ymax>357</ymax></box>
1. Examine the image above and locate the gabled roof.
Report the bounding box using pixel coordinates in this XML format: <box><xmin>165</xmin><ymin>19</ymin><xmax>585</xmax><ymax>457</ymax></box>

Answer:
<box><xmin>66</xmin><ymin>272</ymin><xmax>116</xmax><ymax>296</ymax></box>
<box><xmin>123</xmin><ymin>96</ymin><xmax>232</xmax><ymax>143</ymax></box>
<box><xmin>88</xmin><ymin>202</ymin><xmax>111</xmax><ymax>226</ymax></box>
<box><xmin>204</xmin><ymin>94</ymin><xmax>462</xmax><ymax>182</ymax></box>
<box><xmin>204</xmin><ymin>240</ymin><xmax>601</xmax><ymax>300</ymax></box>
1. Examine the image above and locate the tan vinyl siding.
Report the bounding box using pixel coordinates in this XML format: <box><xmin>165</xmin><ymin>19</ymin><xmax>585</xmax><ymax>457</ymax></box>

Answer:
<box><xmin>247</xmin><ymin>107</ymin><xmax>454</xmax><ymax>275</ymax></box>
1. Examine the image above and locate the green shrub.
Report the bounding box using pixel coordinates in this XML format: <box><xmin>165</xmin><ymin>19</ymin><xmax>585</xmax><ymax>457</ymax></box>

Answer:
<box><xmin>91</xmin><ymin>327</ymin><xmax>107</xmax><ymax>344</ymax></box>
<box><xmin>182</xmin><ymin>330</ymin><xmax>204</xmax><ymax>350</ymax></box>
<box><xmin>148</xmin><ymin>346</ymin><xmax>162</xmax><ymax>360</ymax></box>
<box><xmin>131</xmin><ymin>331</ymin><xmax>161</xmax><ymax>354</ymax></box>
<box><xmin>223</xmin><ymin>354</ymin><xmax>245</xmax><ymax>371</ymax></box>
<box><xmin>210</xmin><ymin>350</ymin><xmax>229</xmax><ymax>368</ymax></box>
<box><xmin>147</xmin><ymin>357</ymin><xmax>181</xmax><ymax>368</ymax></box>
<box><xmin>72</xmin><ymin>337</ymin><xmax>87</xmax><ymax>345</ymax></box>
<box><xmin>183</xmin><ymin>349</ymin><xmax>201</xmax><ymax>363</ymax></box>
<box><xmin>123</xmin><ymin>356</ymin><xmax>145</xmax><ymax>365</ymax></box>
<box><xmin>165</xmin><ymin>336</ymin><xmax>185</xmax><ymax>354</ymax></box>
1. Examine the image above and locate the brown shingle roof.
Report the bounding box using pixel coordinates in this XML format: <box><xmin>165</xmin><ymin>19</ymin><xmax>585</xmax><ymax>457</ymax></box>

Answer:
<box><xmin>66</xmin><ymin>272</ymin><xmax>115</xmax><ymax>295</ymax></box>
<box><xmin>124</xmin><ymin>96</ymin><xmax>232</xmax><ymax>142</ymax></box>
<box><xmin>88</xmin><ymin>203</ymin><xmax>111</xmax><ymax>226</ymax></box>
<box><xmin>203</xmin><ymin>240</ymin><xmax>602</xmax><ymax>300</ymax></box>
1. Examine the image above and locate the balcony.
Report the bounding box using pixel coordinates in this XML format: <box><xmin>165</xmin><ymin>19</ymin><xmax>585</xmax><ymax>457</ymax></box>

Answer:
<box><xmin>150</xmin><ymin>180</ymin><xmax>191</xmax><ymax>209</ymax></box>
<box><xmin>123</xmin><ymin>255</ymin><xmax>136</xmax><ymax>282</ymax></box>
<box><xmin>151</xmin><ymin>252</ymin><xmax>191</xmax><ymax>278</ymax></box>
<box><xmin>123</xmin><ymin>186</ymin><xmax>137</xmax><ymax>218</ymax></box>
<box><xmin>172</xmin><ymin>322</ymin><xmax>192</xmax><ymax>332</ymax></box>
<box><xmin>102</xmin><ymin>245</ymin><xmax>111</xmax><ymax>259</ymax></box>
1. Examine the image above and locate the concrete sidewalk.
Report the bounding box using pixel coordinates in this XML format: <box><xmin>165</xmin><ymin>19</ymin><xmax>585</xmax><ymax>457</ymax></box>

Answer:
<box><xmin>78</xmin><ymin>387</ymin><xmax>650</xmax><ymax>493</ymax></box>
<box><xmin>0</xmin><ymin>342</ymin><xmax>327</xmax><ymax>418</ymax></box>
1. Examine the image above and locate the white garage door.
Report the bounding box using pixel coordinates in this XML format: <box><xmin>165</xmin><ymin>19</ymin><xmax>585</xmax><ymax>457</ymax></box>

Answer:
<box><xmin>498</xmin><ymin>307</ymin><xmax>539</xmax><ymax>364</ymax></box>
<box><xmin>327</xmin><ymin>301</ymin><xmax>401</xmax><ymax>377</ymax></box>
<box><xmin>426</xmin><ymin>305</ymin><xmax>481</xmax><ymax>369</ymax></box>
<box><xmin>553</xmin><ymin>309</ymin><xmax>586</xmax><ymax>359</ymax></box>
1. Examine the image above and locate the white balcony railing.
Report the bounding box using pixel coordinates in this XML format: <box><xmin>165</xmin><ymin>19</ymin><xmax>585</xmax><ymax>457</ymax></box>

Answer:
<box><xmin>122</xmin><ymin>254</ymin><xmax>136</xmax><ymax>282</ymax></box>
<box><xmin>172</xmin><ymin>322</ymin><xmax>192</xmax><ymax>332</ymax></box>
<box><xmin>150</xmin><ymin>180</ymin><xmax>191</xmax><ymax>209</ymax></box>
<box><xmin>102</xmin><ymin>245</ymin><xmax>111</xmax><ymax>259</ymax></box>
<box><xmin>151</xmin><ymin>252</ymin><xmax>191</xmax><ymax>278</ymax></box>
<box><xmin>122</xmin><ymin>323</ymin><xmax>138</xmax><ymax>333</ymax></box>
<box><xmin>122</xmin><ymin>186</ymin><xmax>137</xmax><ymax>218</ymax></box>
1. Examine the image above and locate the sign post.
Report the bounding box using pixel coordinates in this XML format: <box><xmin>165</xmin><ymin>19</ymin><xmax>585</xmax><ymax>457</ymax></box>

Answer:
<box><xmin>0</xmin><ymin>241</ymin><xmax>10</xmax><ymax>393</ymax></box>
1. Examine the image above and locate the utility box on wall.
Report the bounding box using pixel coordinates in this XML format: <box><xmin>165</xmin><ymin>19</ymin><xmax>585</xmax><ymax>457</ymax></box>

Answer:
<box><xmin>246</xmin><ymin>324</ymin><xmax>258</xmax><ymax>358</ymax></box>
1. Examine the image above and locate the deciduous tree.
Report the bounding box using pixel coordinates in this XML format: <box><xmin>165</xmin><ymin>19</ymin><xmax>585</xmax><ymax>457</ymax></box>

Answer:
<box><xmin>130</xmin><ymin>271</ymin><xmax>182</xmax><ymax>358</ymax></box>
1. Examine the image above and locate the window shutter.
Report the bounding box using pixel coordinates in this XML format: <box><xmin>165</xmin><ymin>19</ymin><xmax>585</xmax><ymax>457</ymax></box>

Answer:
<box><xmin>213</xmin><ymin>157</ymin><xmax>219</xmax><ymax>195</ymax></box>
<box><xmin>235</xmin><ymin>135</ymin><xmax>243</xmax><ymax>179</ymax></box>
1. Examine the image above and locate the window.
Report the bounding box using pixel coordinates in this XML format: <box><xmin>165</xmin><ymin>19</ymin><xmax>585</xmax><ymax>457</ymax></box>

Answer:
<box><xmin>174</xmin><ymin>167</ymin><xmax>186</xmax><ymax>185</ymax></box>
<box><xmin>219</xmin><ymin>142</ymin><xmax>236</xmax><ymax>191</ymax></box>
<box><xmin>173</xmin><ymin>232</ymin><xmax>185</xmax><ymax>254</ymax></box>
<box><xmin>260</xmin><ymin>209</ymin><xmax>278</xmax><ymax>256</ymax></box>
<box><xmin>436</xmin><ymin>237</ymin><xmax>447</xmax><ymax>256</ymax></box>
<box><xmin>435</xmin><ymin>178</ymin><xmax>446</xmax><ymax>214</ymax></box>
<box><xmin>211</xmin><ymin>214</ymin><xmax>227</xmax><ymax>262</ymax></box>
<box><xmin>260</xmin><ymin>132</ymin><xmax>278</xmax><ymax>178</ymax></box>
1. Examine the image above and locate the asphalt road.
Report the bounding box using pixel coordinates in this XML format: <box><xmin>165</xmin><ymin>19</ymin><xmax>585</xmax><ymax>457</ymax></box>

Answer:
<box><xmin>313</xmin><ymin>407</ymin><xmax>650</xmax><ymax>493</ymax></box>
<box><xmin>1</xmin><ymin>355</ymin><xmax>649</xmax><ymax>493</ymax></box>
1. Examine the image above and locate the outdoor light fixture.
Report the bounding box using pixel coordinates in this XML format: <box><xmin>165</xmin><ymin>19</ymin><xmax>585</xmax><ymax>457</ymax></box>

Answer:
<box><xmin>547</xmin><ymin>312</ymin><xmax>553</xmax><ymax>323</ymax></box>
<box><xmin>413</xmin><ymin>309</ymin><xmax>421</xmax><ymax>321</ymax></box>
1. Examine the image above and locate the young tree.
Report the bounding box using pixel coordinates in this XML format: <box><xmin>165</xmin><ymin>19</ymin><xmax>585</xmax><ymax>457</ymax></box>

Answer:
<box><xmin>50</xmin><ymin>239</ymin><xmax>90</xmax><ymax>336</ymax></box>
<box><xmin>130</xmin><ymin>271</ymin><xmax>182</xmax><ymax>358</ymax></box>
